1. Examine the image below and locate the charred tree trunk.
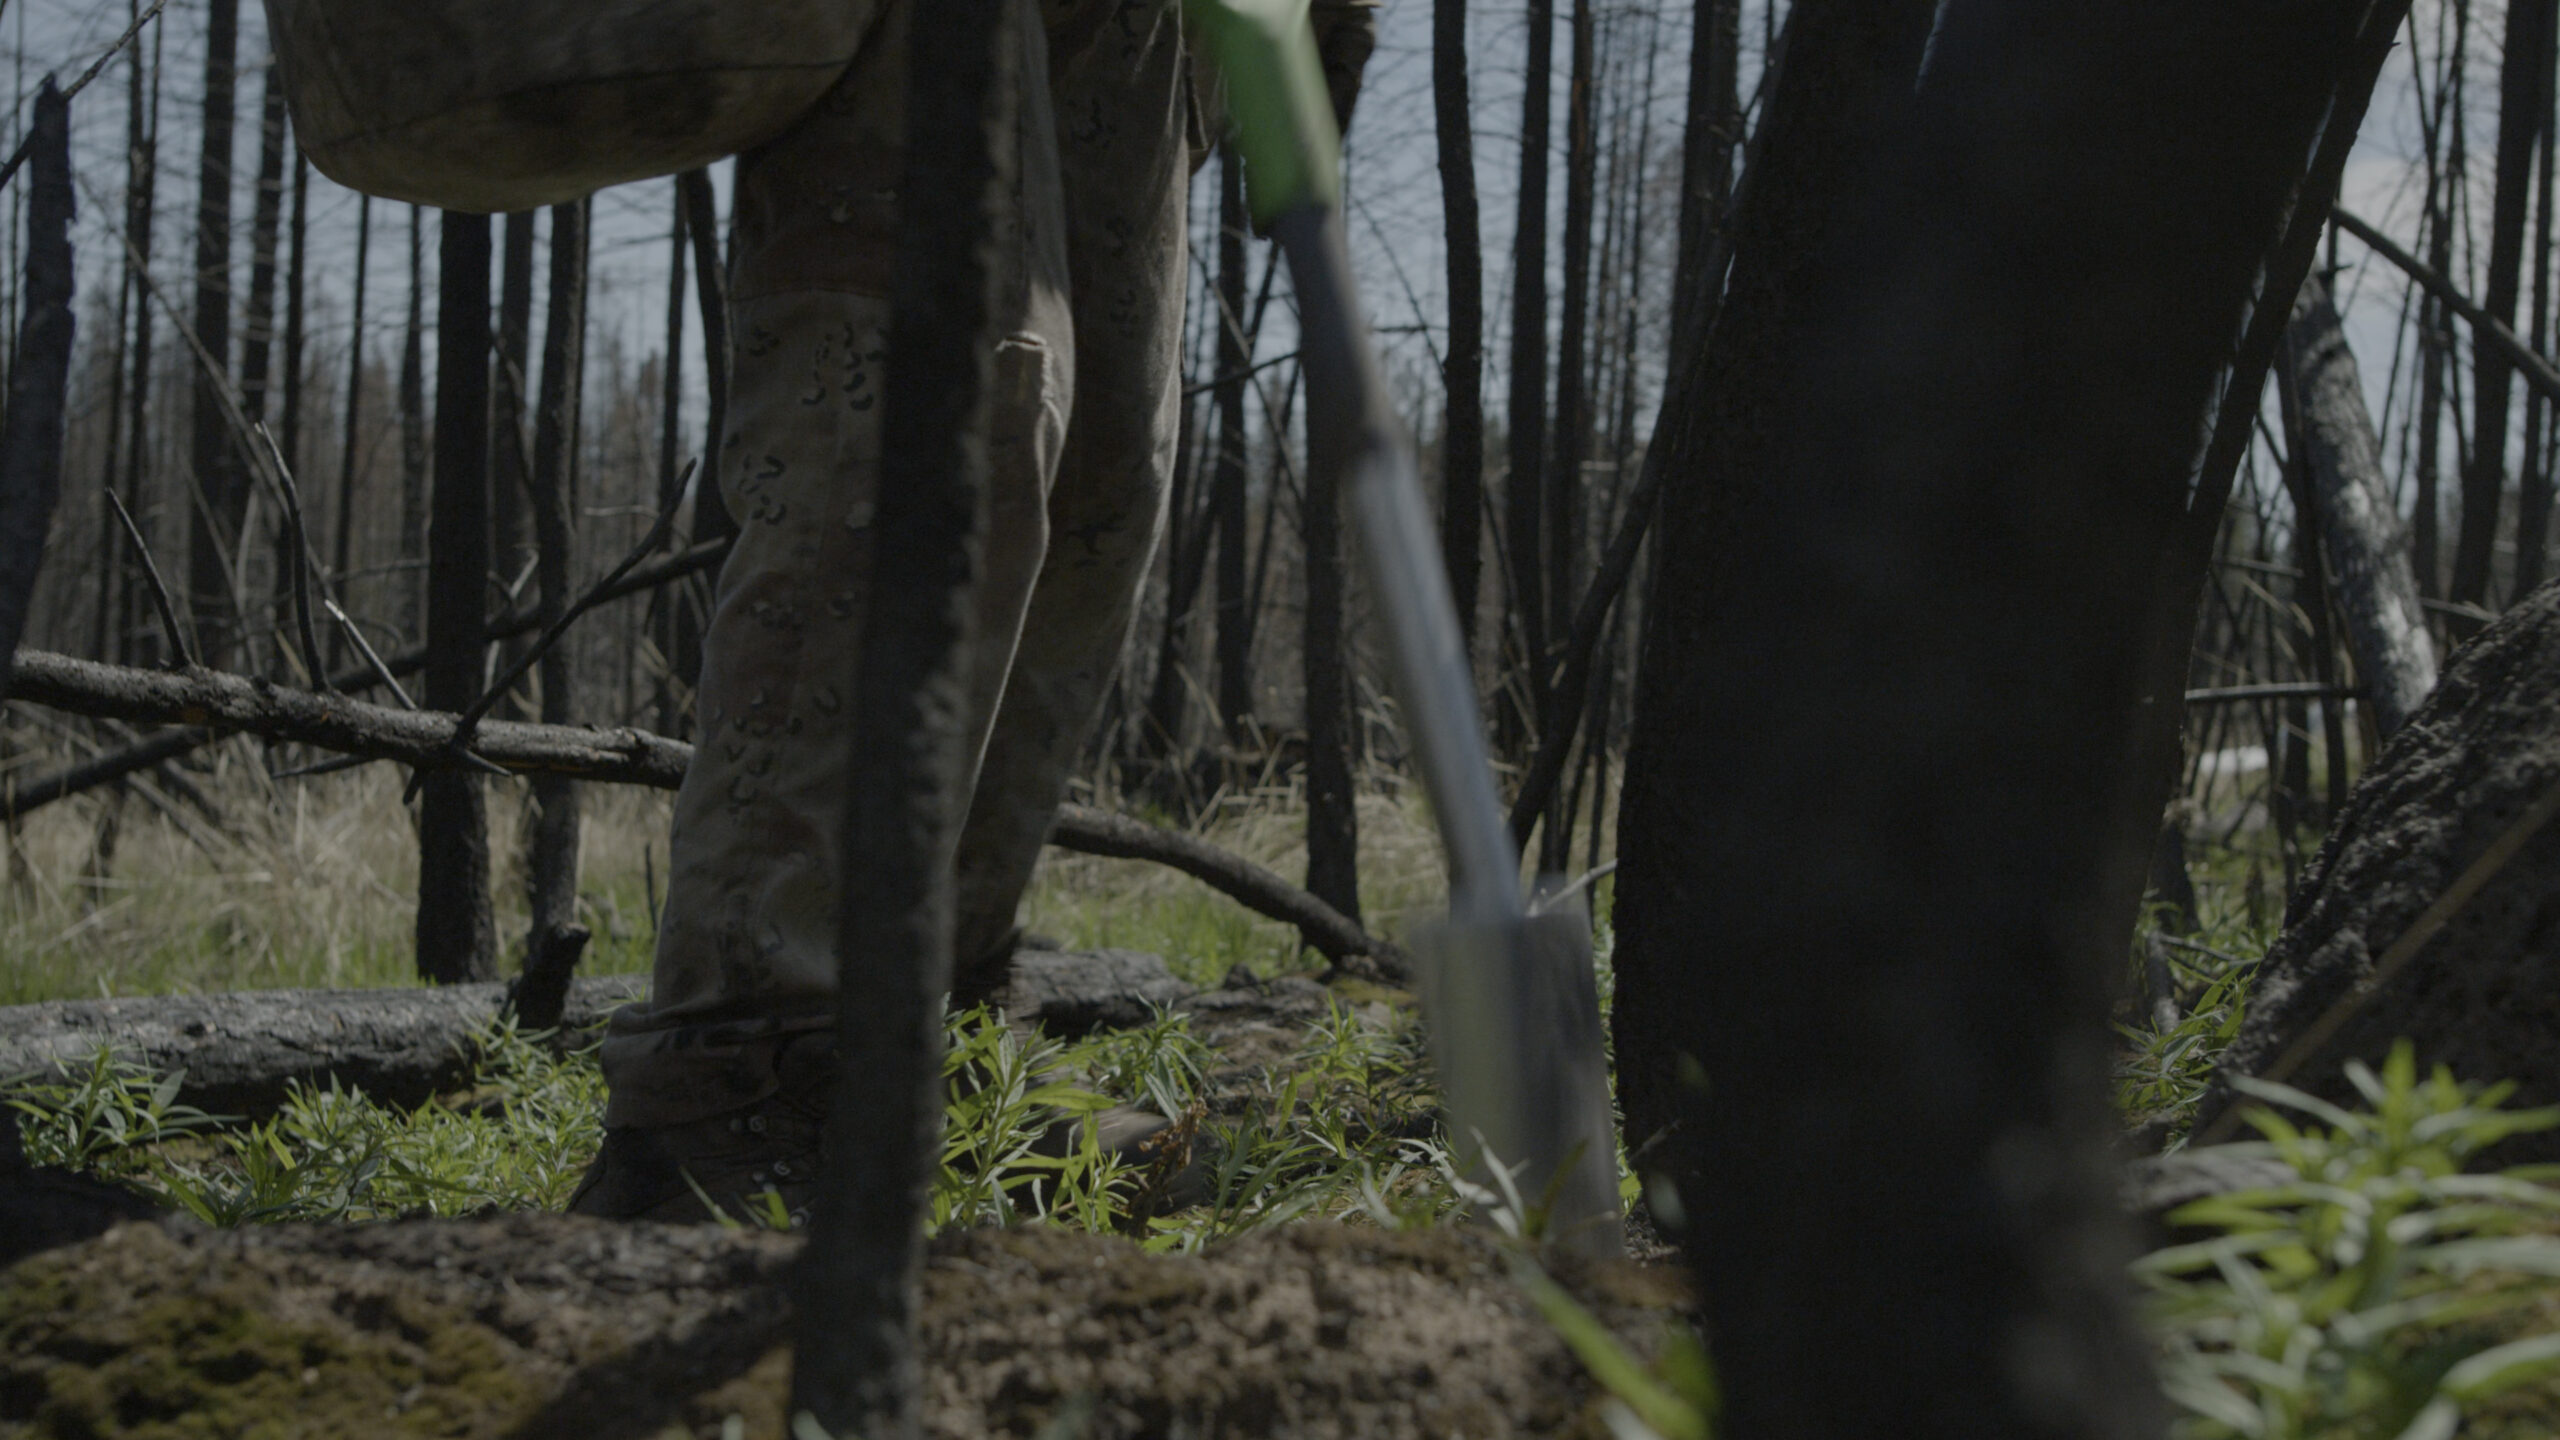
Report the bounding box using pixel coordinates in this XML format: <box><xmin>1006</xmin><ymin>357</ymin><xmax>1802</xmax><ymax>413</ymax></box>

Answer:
<box><xmin>281</xmin><ymin>153</ymin><xmax>308</xmax><ymax>482</ymax></box>
<box><xmin>1212</xmin><ymin>148</ymin><xmax>1253</xmax><ymax>742</ymax></box>
<box><xmin>651</xmin><ymin>181</ymin><xmax>687</xmax><ymax>736</ymax></box>
<box><xmin>1303</xmin><ymin>386</ymin><xmax>1359</xmax><ymax>924</ymax></box>
<box><xmin>490</xmin><ymin>210</ymin><xmax>537</xmax><ymax>719</ymax></box>
<box><xmin>240</xmin><ymin>59</ymin><xmax>285</xmax><ymax>672</ymax></box>
<box><xmin>2456</xmin><ymin>0</ymin><xmax>2556</xmax><ymax>617</ymax></box>
<box><xmin>2519</xmin><ymin>9</ymin><xmax>2560</xmax><ymax>599</ymax></box>
<box><xmin>330</xmin><ymin>194</ymin><xmax>369</xmax><ymax>635</ymax></box>
<box><xmin>1615</xmin><ymin>0</ymin><xmax>2394</xmax><ymax>1429</ymax></box>
<box><xmin>184</xmin><ymin>0</ymin><xmax>240</xmax><ymax>666</ymax></box>
<box><xmin>2284</xmin><ymin>274</ymin><xmax>2440</xmax><ymax>737</ymax></box>
<box><xmin>791</xmin><ymin>0</ymin><xmax>1013</xmax><ymax>1429</ymax></box>
<box><xmin>525</xmin><ymin>200</ymin><xmax>588</xmax><ymax>972</ymax></box>
<box><xmin>1503</xmin><ymin>0</ymin><xmax>1555</xmax><ymax>746</ymax></box>
<box><xmin>116</xmin><ymin>10</ymin><xmax>160</xmax><ymax>667</ymax></box>
<box><xmin>0</xmin><ymin>81</ymin><xmax>72</xmax><ymax>702</ymax></box>
<box><xmin>397</xmin><ymin>207</ymin><xmax>427</xmax><ymax>642</ymax></box>
<box><xmin>1433</xmin><ymin>0</ymin><xmax>1485</xmax><ymax>662</ymax></box>
<box><xmin>678</xmin><ymin>167</ymin><xmax>732</xmax><ymax>546</ymax></box>
<box><xmin>416</xmin><ymin>212</ymin><xmax>495</xmax><ymax>986</ymax></box>
<box><xmin>1540</xmin><ymin>0</ymin><xmax>1598</xmax><ymax>870</ymax></box>
<box><xmin>1671</xmin><ymin>0</ymin><xmax>1741</xmax><ymax>365</ymax></box>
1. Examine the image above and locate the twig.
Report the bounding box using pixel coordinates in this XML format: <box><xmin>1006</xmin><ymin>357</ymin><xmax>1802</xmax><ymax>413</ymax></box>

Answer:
<box><xmin>2333</xmin><ymin>207</ymin><xmax>2560</xmax><ymax>409</ymax></box>
<box><xmin>411</xmin><ymin>462</ymin><xmax>692</xmax><ymax>801</ymax></box>
<box><xmin>104</xmin><ymin>490</ymin><xmax>191</xmax><ymax>669</ymax></box>
<box><xmin>0</xmin><ymin>1</ymin><xmax>167</xmax><ymax>197</ymax></box>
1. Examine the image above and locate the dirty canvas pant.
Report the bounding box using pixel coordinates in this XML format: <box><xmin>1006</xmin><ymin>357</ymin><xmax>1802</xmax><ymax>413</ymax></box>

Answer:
<box><xmin>599</xmin><ymin>0</ymin><xmax>1189</xmax><ymax>1127</ymax></box>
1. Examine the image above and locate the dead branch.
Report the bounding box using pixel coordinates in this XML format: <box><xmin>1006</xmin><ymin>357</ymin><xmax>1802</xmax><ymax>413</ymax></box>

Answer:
<box><xmin>7</xmin><ymin>649</ymin><xmax>688</xmax><ymax>786</ymax></box>
<box><xmin>3</xmin><ymin>649</ymin><xmax>1407</xmax><ymax>973</ymax></box>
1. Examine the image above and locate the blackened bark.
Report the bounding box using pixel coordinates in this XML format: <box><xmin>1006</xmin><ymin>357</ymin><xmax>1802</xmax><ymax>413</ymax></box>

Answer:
<box><xmin>491</xmin><ymin>210</ymin><xmax>537</xmax><ymax>717</ymax></box>
<box><xmin>2417</xmin><ymin>218</ymin><xmax>2451</xmax><ymax>598</ymax></box>
<box><xmin>791</xmin><ymin>1</ymin><xmax>1012</xmax><ymax>1431</ymax></box>
<box><xmin>679</xmin><ymin>168</ymin><xmax>734</xmax><ymax>547</ymax></box>
<box><xmin>2455</xmin><ymin>0</ymin><xmax>2556</xmax><ymax>615</ymax></box>
<box><xmin>0</xmin><ymin>82</ymin><xmax>73</xmax><ymax>701</ymax></box>
<box><xmin>652</xmin><ymin>181</ymin><xmax>688</xmax><ymax>736</ymax></box>
<box><xmin>2284</xmin><ymin>275</ymin><xmax>2439</xmax><ymax>737</ymax></box>
<box><xmin>1614</xmin><ymin>0</ymin><xmax>1930</xmax><ymax>1170</ymax></box>
<box><xmin>241</xmin><ymin>60</ymin><xmax>285</xmax><ymax>673</ymax></box>
<box><xmin>1504</xmin><ymin>0</ymin><xmax>1555</xmax><ymax>737</ymax></box>
<box><xmin>1548</xmin><ymin>0</ymin><xmax>1597</xmax><ymax>675</ymax></box>
<box><xmin>2519</xmin><ymin>5</ymin><xmax>2560</xmax><ymax>598</ymax></box>
<box><xmin>1616</xmin><ymin>0</ymin><xmax>2386</xmax><ymax>1430</ymax></box>
<box><xmin>1671</xmin><ymin>0</ymin><xmax>1741</xmax><ymax>363</ymax></box>
<box><xmin>525</xmin><ymin>200</ymin><xmax>588</xmax><ymax>969</ymax></box>
<box><xmin>116</xmin><ymin>10</ymin><xmax>159</xmax><ymax>667</ymax></box>
<box><xmin>238</xmin><ymin>60</ymin><xmax>283</xmax><ymax>431</ymax></box>
<box><xmin>397</xmin><ymin>207</ymin><xmax>426</xmax><ymax>641</ymax></box>
<box><xmin>1538</xmin><ymin>0</ymin><xmax>1598</xmax><ymax>869</ymax></box>
<box><xmin>1212</xmin><ymin>148</ymin><xmax>1252</xmax><ymax>740</ymax></box>
<box><xmin>1303</xmin><ymin>386</ymin><xmax>1360</xmax><ymax>923</ymax></box>
<box><xmin>281</xmin><ymin>153</ymin><xmax>308</xmax><ymax>481</ymax></box>
<box><xmin>1434</xmin><ymin>0</ymin><xmax>1485</xmax><ymax>661</ymax></box>
<box><xmin>184</xmin><ymin>0</ymin><xmax>239</xmax><ymax>666</ymax></box>
<box><xmin>416</xmin><ymin>213</ymin><xmax>495</xmax><ymax>986</ymax></box>
<box><xmin>330</xmin><ymin>194</ymin><xmax>369</xmax><ymax>638</ymax></box>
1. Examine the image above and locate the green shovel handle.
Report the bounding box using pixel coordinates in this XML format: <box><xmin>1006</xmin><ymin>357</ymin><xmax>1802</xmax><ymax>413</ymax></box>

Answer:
<box><xmin>1183</xmin><ymin>0</ymin><xmax>1340</xmax><ymax>225</ymax></box>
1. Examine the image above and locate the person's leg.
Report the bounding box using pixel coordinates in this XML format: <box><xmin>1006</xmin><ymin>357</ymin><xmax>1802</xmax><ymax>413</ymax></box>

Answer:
<box><xmin>949</xmin><ymin>0</ymin><xmax>1194</xmax><ymax>1002</ymax></box>
<box><xmin>577</xmin><ymin>0</ymin><xmax>1073</xmax><ymax>1222</ymax></box>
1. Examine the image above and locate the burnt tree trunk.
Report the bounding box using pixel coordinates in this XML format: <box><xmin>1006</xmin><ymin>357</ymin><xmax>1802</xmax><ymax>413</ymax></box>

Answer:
<box><xmin>1303</xmin><ymin>373</ymin><xmax>1359</xmax><ymax>924</ymax></box>
<box><xmin>1212</xmin><ymin>147</ymin><xmax>1252</xmax><ymax>742</ymax></box>
<box><xmin>0</xmin><ymin>81</ymin><xmax>72</xmax><ymax>702</ymax></box>
<box><xmin>652</xmin><ymin>180</ymin><xmax>687</xmax><ymax>736</ymax></box>
<box><xmin>240</xmin><ymin>59</ymin><xmax>284</xmax><ymax>673</ymax></box>
<box><xmin>397</xmin><ymin>207</ymin><xmax>427</xmax><ymax>642</ymax></box>
<box><xmin>790</xmin><ymin>0</ymin><xmax>1013</xmax><ymax>1430</ymax></box>
<box><xmin>281</xmin><ymin>152</ymin><xmax>308</xmax><ymax>481</ymax></box>
<box><xmin>1503</xmin><ymin>0</ymin><xmax>1555</xmax><ymax>746</ymax></box>
<box><xmin>525</xmin><ymin>200</ymin><xmax>588</xmax><ymax>972</ymax></box>
<box><xmin>2284</xmin><ymin>274</ymin><xmax>2439</xmax><ymax>737</ymax></box>
<box><xmin>2455</xmin><ymin>0</ymin><xmax>2555</xmax><ymax>617</ymax></box>
<box><xmin>184</xmin><ymin>0</ymin><xmax>239</xmax><ymax>666</ymax></box>
<box><xmin>1539</xmin><ymin>0</ymin><xmax>1598</xmax><ymax>870</ymax></box>
<box><xmin>115</xmin><ymin>9</ymin><xmax>159</xmax><ymax>667</ymax></box>
<box><xmin>1433</xmin><ymin>0</ymin><xmax>1484</xmax><ymax>662</ymax></box>
<box><xmin>2519</xmin><ymin>5</ymin><xmax>2560</xmax><ymax>599</ymax></box>
<box><xmin>1612</xmin><ymin>0</ymin><xmax>2391</xmax><ymax>1430</ymax></box>
<box><xmin>416</xmin><ymin>213</ymin><xmax>495</xmax><ymax>985</ymax></box>
<box><xmin>490</xmin><ymin>210</ymin><xmax>537</xmax><ymax>716</ymax></box>
<box><xmin>1672</xmin><ymin>0</ymin><xmax>1741</xmax><ymax>364</ymax></box>
<box><xmin>330</xmin><ymin>194</ymin><xmax>369</xmax><ymax>635</ymax></box>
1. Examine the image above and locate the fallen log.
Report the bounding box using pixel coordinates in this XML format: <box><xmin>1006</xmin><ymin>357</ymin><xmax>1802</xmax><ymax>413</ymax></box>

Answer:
<box><xmin>1</xmin><ymin>537</ymin><xmax>731</xmax><ymax>818</ymax></box>
<box><xmin>8</xmin><ymin>649</ymin><xmax>691</xmax><ymax>786</ymax></box>
<box><xmin>4</xmin><ymin>649</ymin><xmax>1408</xmax><ymax>971</ymax></box>
<box><xmin>0</xmin><ymin>975</ymin><xmax>647</xmax><ymax>1119</ymax></box>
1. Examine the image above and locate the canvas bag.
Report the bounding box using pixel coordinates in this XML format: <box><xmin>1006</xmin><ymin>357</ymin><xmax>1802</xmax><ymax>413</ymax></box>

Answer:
<box><xmin>261</xmin><ymin>0</ymin><xmax>877</xmax><ymax>214</ymax></box>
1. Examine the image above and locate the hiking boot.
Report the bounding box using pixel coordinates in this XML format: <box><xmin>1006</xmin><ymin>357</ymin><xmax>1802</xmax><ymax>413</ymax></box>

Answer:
<box><xmin>568</xmin><ymin>1033</ymin><xmax>834</xmax><ymax>1226</ymax></box>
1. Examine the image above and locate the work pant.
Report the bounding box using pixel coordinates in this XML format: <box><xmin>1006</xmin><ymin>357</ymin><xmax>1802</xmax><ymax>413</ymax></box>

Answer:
<box><xmin>599</xmin><ymin>0</ymin><xmax>1190</xmax><ymax>1127</ymax></box>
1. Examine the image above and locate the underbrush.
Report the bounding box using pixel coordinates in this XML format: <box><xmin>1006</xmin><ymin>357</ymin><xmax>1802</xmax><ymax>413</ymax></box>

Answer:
<box><xmin>6</xmin><ymin>998</ymin><xmax>1472</xmax><ymax>1251</ymax></box>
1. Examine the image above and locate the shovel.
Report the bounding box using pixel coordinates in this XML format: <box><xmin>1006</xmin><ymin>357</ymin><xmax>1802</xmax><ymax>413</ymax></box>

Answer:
<box><xmin>1186</xmin><ymin>0</ymin><xmax>1622</xmax><ymax>1257</ymax></box>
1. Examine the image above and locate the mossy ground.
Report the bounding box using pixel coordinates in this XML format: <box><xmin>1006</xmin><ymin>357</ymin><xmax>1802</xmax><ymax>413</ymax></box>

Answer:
<box><xmin>0</xmin><ymin>1219</ymin><xmax>1686</xmax><ymax>1439</ymax></box>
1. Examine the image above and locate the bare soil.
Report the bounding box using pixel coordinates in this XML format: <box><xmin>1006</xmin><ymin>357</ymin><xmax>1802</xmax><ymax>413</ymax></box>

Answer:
<box><xmin>0</xmin><ymin>1214</ymin><xmax>1688</xmax><ymax>1439</ymax></box>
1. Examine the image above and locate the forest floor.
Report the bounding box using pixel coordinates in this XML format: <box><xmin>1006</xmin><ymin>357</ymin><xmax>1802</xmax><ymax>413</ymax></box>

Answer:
<box><xmin>2</xmin><ymin>749</ymin><xmax>2559</xmax><ymax>1436</ymax></box>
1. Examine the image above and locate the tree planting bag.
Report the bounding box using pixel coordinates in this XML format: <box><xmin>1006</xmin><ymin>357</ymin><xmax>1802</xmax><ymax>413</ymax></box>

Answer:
<box><xmin>260</xmin><ymin>0</ymin><xmax>873</xmax><ymax>213</ymax></box>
